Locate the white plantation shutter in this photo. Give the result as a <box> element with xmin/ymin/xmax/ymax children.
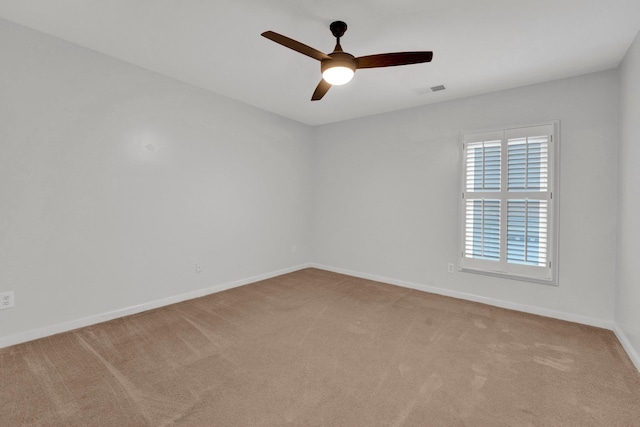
<box><xmin>465</xmin><ymin>199</ymin><xmax>501</xmax><ymax>261</ymax></box>
<box><xmin>465</xmin><ymin>140</ymin><xmax>501</xmax><ymax>192</ymax></box>
<box><xmin>507</xmin><ymin>199</ymin><xmax>548</xmax><ymax>266</ymax></box>
<box><xmin>507</xmin><ymin>136</ymin><xmax>548</xmax><ymax>192</ymax></box>
<box><xmin>460</xmin><ymin>123</ymin><xmax>557</xmax><ymax>283</ymax></box>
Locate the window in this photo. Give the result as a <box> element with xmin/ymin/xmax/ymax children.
<box><xmin>459</xmin><ymin>123</ymin><xmax>558</xmax><ymax>283</ymax></box>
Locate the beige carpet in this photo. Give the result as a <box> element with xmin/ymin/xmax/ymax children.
<box><xmin>2</xmin><ymin>268</ymin><xmax>639</xmax><ymax>426</ymax></box>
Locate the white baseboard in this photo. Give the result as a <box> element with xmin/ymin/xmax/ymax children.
<box><xmin>4</xmin><ymin>262</ymin><xmax>637</xmax><ymax>374</ymax></box>
<box><xmin>310</xmin><ymin>263</ymin><xmax>640</xmax><ymax>372</ymax></box>
<box><xmin>310</xmin><ymin>263</ymin><xmax>614</xmax><ymax>330</ymax></box>
<box><xmin>311</xmin><ymin>263</ymin><xmax>640</xmax><ymax>373</ymax></box>
<box><xmin>613</xmin><ymin>324</ymin><xmax>640</xmax><ymax>372</ymax></box>
<box><xmin>0</xmin><ymin>263</ymin><xmax>312</xmax><ymax>350</ymax></box>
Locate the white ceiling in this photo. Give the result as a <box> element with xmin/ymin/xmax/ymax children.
<box><xmin>1</xmin><ymin>0</ymin><xmax>639</xmax><ymax>125</ymax></box>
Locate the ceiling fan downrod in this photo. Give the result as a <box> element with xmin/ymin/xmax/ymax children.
<box><xmin>329</xmin><ymin>20</ymin><xmax>348</xmax><ymax>51</ymax></box>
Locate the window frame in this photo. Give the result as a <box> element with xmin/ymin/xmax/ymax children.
<box><xmin>458</xmin><ymin>121</ymin><xmax>559</xmax><ymax>285</ymax></box>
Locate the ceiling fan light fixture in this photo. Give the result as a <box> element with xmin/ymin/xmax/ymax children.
<box><xmin>321</xmin><ymin>52</ymin><xmax>356</xmax><ymax>86</ymax></box>
<box><xmin>322</xmin><ymin>65</ymin><xmax>354</xmax><ymax>85</ymax></box>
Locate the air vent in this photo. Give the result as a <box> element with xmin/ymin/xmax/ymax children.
<box><xmin>413</xmin><ymin>85</ymin><xmax>446</xmax><ymax>95</ymax></box>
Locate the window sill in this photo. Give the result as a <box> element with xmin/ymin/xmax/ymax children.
<box><xmin>459</xmin><ymin>267</ymin><xmax>557</xmax><ymax>286</ymax></box>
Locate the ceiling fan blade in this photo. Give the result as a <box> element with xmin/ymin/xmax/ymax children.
<box><xmin>261</xmin><ymin>31</ymin><xmax>331</xmax><ymax>62</ymax></box>
<box><xmin>311</xmin><ymin>79</ymin><xmax>331</xmax><ymax>101</ymax></box>
<box><xmin>355</xmin><ymin>51</ymin><xmax>433</xmax><ymax>69</ymax></box>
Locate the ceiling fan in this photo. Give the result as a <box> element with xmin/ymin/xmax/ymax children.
<box><xmin>261</xmin><ymin>21</ymin><xmax>433</xmax><ymax>101</ymax></box>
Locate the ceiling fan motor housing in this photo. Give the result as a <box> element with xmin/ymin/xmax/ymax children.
<box><xmin>321</xmin><ymin>51</ymin><xmax>356</xmax><ymax>74</ymax></box>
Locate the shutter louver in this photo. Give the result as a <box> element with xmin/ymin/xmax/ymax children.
<box><xmin>466</xmin><ymin>140</ymin><xmax>501</xmax><ymax>192</ymax></box>
<box><xmin>508</xmin><ymin>136</ymin><xmax>548</xmax><ymax>192</ymax></box>
<box><xmin>507</xmin><ymin>200</ymin><xmax>548</xmax><ymax>266</ymax></box>
<box><xmin>465</xmin><ymin>199</ymin><xmax>500</xmax><ymax>260</ymax></box>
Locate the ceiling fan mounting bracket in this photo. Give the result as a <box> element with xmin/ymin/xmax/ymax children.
<box><xmin>330</xmin><ymin>21</ymin><xmax>348</xmax><ymax>39</ymax></box>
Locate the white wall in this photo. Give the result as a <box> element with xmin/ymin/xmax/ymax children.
<box><xmin>313</xmin><ymin>70</ymin><xmax>619</xmax><ymax>326</ymax></box>
<box><xmin>0</xmin><ymin>19</ymin><xmax>313</xmax><ymax>341</ymax></box>
<box><xmin>616</xmin><ymin>30</ymin><xmax>640</xmax><ymax>367</ymax></box>
<box><xmin>1</xmin><ymin>16</ymin><xmax>633</xmax><ymax>358</ymax></box>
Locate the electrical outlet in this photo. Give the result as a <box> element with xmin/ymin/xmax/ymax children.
<box><xmin>195</xmin><ymin>263</ymin><xmax>202</xmax><ymax>273</ymax></box>
<box><xmin>0</xmin><ymin>291</ymin><xmax>14</xmax><ymax>310</ymax></box>
<box><xmin>292</xmin><ymin>245</ymin><xmax>297</xmax><ymax>254</ymax></box>
<box><xmin>447</xmin><ymin>263</ymin><xmax>455</xmax><ymax>274</ymax></box>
